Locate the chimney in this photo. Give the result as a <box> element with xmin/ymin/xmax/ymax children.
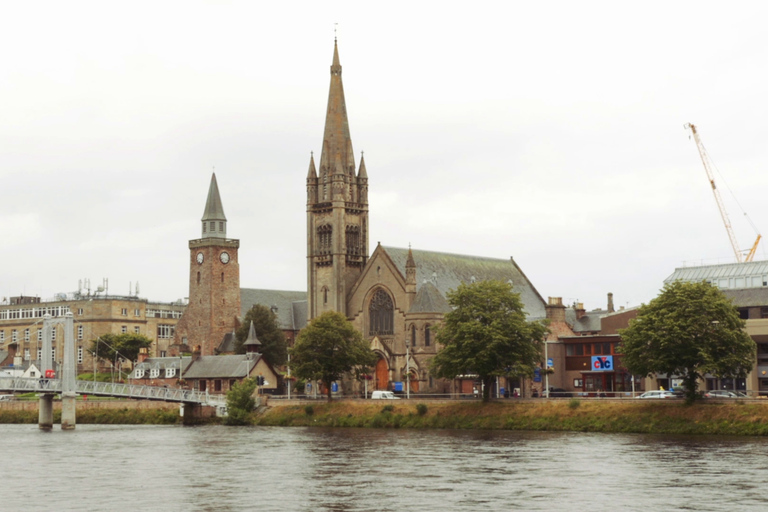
<box><xmin>193</xmin><ymin>345</ymin><xmax>202</xmax><ymax>360</ymax></box>
<box><xmin>607</xmin><ymin>292</ymin><xmax>615</xmax><ymax>313</ymax></box>
<box><xmin>138</xmin><ymin>347</ymin><xmax>149</xmax><ymax>363</ymax></box>
<box><xmin>546</xmin><ymin>297</ymin><xmax>566</xmax><ymax>323</ymax></box>
<box><xmin>575</xmin><ymin>302</ymin><xmax>586</xmax><ymax>319</ymax></box>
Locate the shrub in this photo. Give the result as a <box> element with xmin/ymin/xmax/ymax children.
<box><xmin>305</xmin><ymin>405</ymin><xmax>314</xmax><ymax>416</ymax></box>
<box><xmin>381</xmin><ymin>404</ymin><xmax>394</xmax><ymax>413</ymax></box>
<box><xmin>416</xmin><ymin>403</ymin><xmax>428</xmax><ymax>416</ymax></box>
<box><xmin>568</xmin><ymin>398</ymin><xmax>581</xmax><ymax>410</ymax></box>
<box><xmin>224</xmin><ymin>378</ymin><xmax>257</xmax><ymax>426</ymax></box>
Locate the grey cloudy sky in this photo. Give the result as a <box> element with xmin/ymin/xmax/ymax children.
<box><xmin>3</xmin><ymin>1</ymin><xmax>768</xmax><ymax>312</ymax></box>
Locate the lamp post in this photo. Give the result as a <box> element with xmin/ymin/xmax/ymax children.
<box><xmin>544</xmin><ymin>340</ymin><xmax>549</xmax><ymax>399</ymax></box>
<box><xmin>405</xmin><ymin>339</ymin><xmax>410</xmax><ymax>400</ymax></box>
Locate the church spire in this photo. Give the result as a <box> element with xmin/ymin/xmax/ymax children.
<box><xmin>320</xmin><ymin>39</ymin><xmax>356</xmax><ymax>184</ymax></box>
<box><xmin>201</xmin><ymin>173</ymin><xmax>227</xmax><ymax>238</ymax></box>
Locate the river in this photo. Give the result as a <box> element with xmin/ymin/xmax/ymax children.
<box><xmin>4</xmin><ymin>425</ymin><xmax>767</xmax><ymax>511</ymax></box>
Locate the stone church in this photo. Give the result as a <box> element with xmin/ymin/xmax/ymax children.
<box><xmin>173</xmin><ymin>40</ymin><xmax>556</xmax><ymax>395</ymax></box>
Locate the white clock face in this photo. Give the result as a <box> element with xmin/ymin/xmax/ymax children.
<box><xmin>196</xmin><ymin>252</ymin><xmax>204</xmax><ymax>264</ymax></box>
<box><xmin>220</xmin><ymin>252</ymin><xmax>230</xmax><ymax>264</ymax></box>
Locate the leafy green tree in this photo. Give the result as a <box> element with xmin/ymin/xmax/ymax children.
<box><xmin>620</xmin><ymin>280</ymin><xmax>755</xmax><ymax>402</ymax></box>
<box><xmin>234</xmin><ymin>305</ymin><xmax>287</xmax><ymax>366</ymax></box>
<box><xmin>290</xmin><ymin>311</ymin><xmax>377</xmax><ymax>402</ymax></box>
<box><xmin>430</xmin><ymin>280</ymin><xmax>548</xmax><ymax>402</ymax></box>
<box><xmin>90</xmin><ymin>333</ymin><xmax>153</xmax><ymax>364</ymax></box>
<box><xmin>224</xmin><ymin>377</ymin><xmax>258</xmax><ymax>426</ymax></box>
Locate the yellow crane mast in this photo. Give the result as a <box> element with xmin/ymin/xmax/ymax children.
<box><xmin>685</xmin><ymin>123</ymin><xmax>761</xmax><ymax>263</ymax></box>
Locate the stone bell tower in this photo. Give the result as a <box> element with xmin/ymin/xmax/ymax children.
<box><xmin>173</xmin><ymin>173</ymin><xmax>241</xmax><ymax>356</ymax></box>
<box><xmin>307</xmin><ymin>39</ymin><xmax>369</xmax><ymax>320</ymax></box>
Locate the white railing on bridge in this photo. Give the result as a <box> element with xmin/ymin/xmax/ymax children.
<box><xmin>0</xmin><ymin>378</ymin><xmax>225</xmax><ymax>406</ymax></box>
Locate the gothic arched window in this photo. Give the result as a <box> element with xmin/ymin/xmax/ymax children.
<box><xmin>369</xmin><ymin>289</ymin><xmax>394</xmax><ymax>336</ymax></box>
<box><xmin>411</xmin><ymin>325</ymin><xmax>417</xmax><ymax>347</ymax></box>
<box><xmin>425</xmin><ymin>325</ymin><xmax>431</xmax><ymax>347</ymax></box>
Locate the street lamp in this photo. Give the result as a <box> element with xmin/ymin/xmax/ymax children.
<box><xmin>405</xmin><ymin>339</ymin><xmax>410</xmax><ymax>400</ymax></box>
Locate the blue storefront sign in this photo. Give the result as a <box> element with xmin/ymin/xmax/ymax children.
<box><xmin>533</xmin><ymin>368</ymin><xmax>542</xmax><ymax>382</ymax></box>
<box><xmin>591</xmin><ymin>356</ymin><xmax>613</xmax><ymax>371</ymax></box>
<box><xmin>547</xmin><ymin>358</ymin><xmax>554</xmax><ymax>368</ymax></box>
<box><xmin>331</xmin><ymin>382</ymin><xmax>338</xmax><ymax>393</ymax></box>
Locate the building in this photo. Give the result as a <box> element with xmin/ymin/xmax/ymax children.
<box><xmin>0</xmin><ymin>292</ymin><xmax>185</xmax><ymax>374</ymax></box>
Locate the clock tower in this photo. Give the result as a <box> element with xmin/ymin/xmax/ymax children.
<box><xmin>173</xmin><ymin>173</ymin><xmax>241</xmax><ymax>356</ymax></box>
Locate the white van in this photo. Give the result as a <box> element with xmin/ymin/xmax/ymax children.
<box><xmin>0</xmin><ymin>394</ymin><xmax>15</xmax><ymax>402</ymax></box>
<box><xmin>371</xmin><ymin>391</ymin><xmax>400</xmax><ymax>400</ymax></box>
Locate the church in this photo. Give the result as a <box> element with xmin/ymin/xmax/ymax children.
<box><xmin>172</xmin><ymin>40</ymin><xmax>556</xmax><ymax>396</ymax></box>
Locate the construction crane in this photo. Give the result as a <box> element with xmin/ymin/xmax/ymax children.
<box><xmin>685</xmin><ymin>123</ymin><xmax>761</xmax><ymax>263</ymax></box>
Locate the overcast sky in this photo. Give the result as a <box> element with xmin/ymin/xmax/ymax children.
<box><xmin>3</xmin><ymin>1</ymin><xmax>768</xmax><ymax>312</ymax></box>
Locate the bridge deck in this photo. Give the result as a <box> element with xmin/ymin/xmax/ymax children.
<box><xmin>0</xmin><ymin>377</ymin><xmax>225</xmax><ymax>406</ymax></box>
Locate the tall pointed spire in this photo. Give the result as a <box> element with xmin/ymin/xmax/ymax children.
<box><xmin>244</xmin><ymin>321</ymin><xmax>262</xmax><ymax>353</ymax></box>
<box><xmin>201</xmin><ymin>173</ymin><xmax>227</xmax><ymax>238</ymax></box>
<box><xmin>320</xmin><ymin>39</ymin><xmax>355</xmax><ymax>182</ymax></box>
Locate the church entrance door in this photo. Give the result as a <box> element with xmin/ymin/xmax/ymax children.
<box><xmin>375</xmin><ymin>357</ymin><xmax>388</xmax><ymax>390</ymax></box>
<box><xmin>409</xmin><ymin>373</ymin><xmax>419</xmax><ymax>393</ymax></box>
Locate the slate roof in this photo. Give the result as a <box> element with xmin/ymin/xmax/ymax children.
<box><xmin>665</xmin><ymin>260</ymin><xmax>768</xmax><ymax>285</ymax></box>
<box><xmin>240</xmin><ymin>289</ymin><xmax>308</xmax><ymax>330</ymax></box>
<box><xmin>383</xmin><ymin>246</ymin><xmax>546</xmax><ymax>318</ymax></box>
<box><xmin>217</xmin><ymin>331</ymin><xmax>237</xmax><ymax>354</ymax></box>
<box><xmin>409</xmin><ymin>281</ymin><xmax>451</xmax><ymax>314</ymax></box>
<box><xmin>566</xmin><ymin>308</ymin><xmax>604</xmax><ymax>333</ymax></box>
<box><xmin>134</xmin><ymin>356</ymin><xmax>192</xmax><ymax>374</ymax></box>
<box><xmin>183</xmin><ymin>354</ymin><xmax>260</xmax><ymax>380</ymax></box>
<box><xmin>721</xmin><ymin>288</ymin><xmax>768</xmax><ymax>307</ymax></box>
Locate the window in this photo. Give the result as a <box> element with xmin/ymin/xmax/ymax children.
<box><xmin>121</xmin><ymin>326</ymin><xmax>127</xmax><ymax>334</ymax></box>
<box><xmin>411</xmin><ymin>325</ymin><xmax>417</xmax><ymax>347</ymax></box>
<box><xmin>150</xmin><ymin>368</ymin><xmax>160</xmax><ymax>379</ymax></box>
<box><xmin>761</xmin><ymin>307</ymin><xmax>768</xmax><ymax>319</ymax></box>
<box><xmin>24</xmin><ymin>349</ymin><xmax>30</xmax><ymax>361</ymax></box>
<box><xmin>134</xmin><ymin>369</ymin><xmax>145</xmax><ymax>379</ymax></box>
<box><xmin>160</xmin><ymin>350</ymin><xmax>166</xmax><ymax>358</ymax></box>
<box><xmin>165</xmin><ymin>367</ymin><xmax>176</xmax><ymax>378</ymax></box>
<box><xmin>78</xmin><ymin>308</ymin><xmax>84</xmax><ymax>315</ymax></box>
<box><xmin>203</xmin><ymin>223</ymin><xmax>206</xmax><ymax>233</ymax></box>
<box><xmin>11</xmin><ymin>329</ymin><xmax>17</xmax><ymax>342</ymax></box>
<box><xmin>0</xmin><ymin>331</ymin><xmax>3</xmax><ymax>342</ymax></box>
<box><xmin>574</xmin><ymin>378</ymin><xmax>583</xmax><ymax>388</ymax></box>
<box><xmin>24</xmin><ymin>329</ymin><xmax>29</xmax><ymax>341</ymax></box>
<box><xmin>219</xmin><ymin>221</ymin><xmax>223</xmax><ymax>232</ymax></box>
<box><xmin>134</xmin><ymin>326</ymin><xmax>140</xmax><ymax>334</ymax></box>
<box><xmin>368</xmin><ymin>289</ymin><xmax>394</xmax><ymax>336</ymax></box>
<box><xmin>37</xmin><ymin>329</ymin><xmax>42</xmax><ymax>342</ymax></box>
<box><xmin>158</xmin><ymin>325</ymin><xmax>175</xmax><ymax>339</ymax></box>
<box><xmin>134</xmin><ymin>309</ymin><xmax>140</xmax><ymax>317</ymax></box>
<box><xmin>37</xmin><ymin>349</ymin><xmax>42</xmax><ymax>360</ymax></box>
<box><xmin>121</xmin><ymin>308</ymin><xmax>128</xmax><ymax>316</ymax></box>
<box><xmin>210</xmin><ymin>221</ymin><xmax>215</xmax><ymax>232</ymax></box>
<box><xmin>425</xmin><ymin>325</ymin><xmax>431</xmax><ymax>347</ymax></box>
<box><xmin>51</xmin><ymin>348</ymin><xmax>55</xmax><ymax>360</ymax></box>
<box><xmin>77</xmin><ymin>325</ymin><xmax>83</xmax><ymax>340</ymax></box>
<box><xmin>51</xmin><ymin>328</ymin><xmax>56</xmax><ymax>341</ymax></box>
<box><xmin>78</xmin><ymin>346</ymin><xmax>83</xmax><ymax>364</ymax></box>
<box><xmin>214</xmin><ymin>379</ymin><xmax>222</xmax><ymax>392</ymax></box>
<box><xmin>197</xmin><ymin>272</ymin><xmax>201</xmax><ymax>285</ymax></box>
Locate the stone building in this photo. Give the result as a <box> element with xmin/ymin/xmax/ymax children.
<box><xmin>0</xmin><ymin>292</ymin><xmax>185</xmax><ymax>373</ymax></box>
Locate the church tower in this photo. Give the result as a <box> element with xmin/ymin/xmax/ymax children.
<box><xmin>307</xmin><ymin>39</ymin><xmax>369</xmax><ymax>320</ymax></box>
<box><xmin>174</xmin><ymin>173</ymin><xmax>241</xmax><ymax>356</ymax></box>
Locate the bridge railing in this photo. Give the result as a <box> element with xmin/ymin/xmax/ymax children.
<box><xmin>0</xmin><ymin>377</ymin><xmax>225</xmax><ymax>405</ymax></box>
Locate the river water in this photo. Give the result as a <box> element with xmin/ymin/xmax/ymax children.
<box><xmin>5</xmin><ymin>424</ymin><xmax>767</xmax><ymax>511</ymax></box>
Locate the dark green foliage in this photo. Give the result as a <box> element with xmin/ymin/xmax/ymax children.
<box><xmin>224</xmin><ymin>378</ymin><xmax>258</xmax><ymax>426</ymax></box>
<box><xmin>305</xmin><ymin>405</ymin><xmax>314</xmax><ymax>416</ymax></box>
<box><xmin>430</xmin><ymin>280</ymin><xmax>549</xmax><ymax>401</ymax></box>
<box><xmin>381</xmin><ymin>404</ymin><xmax>394</xmax><ymax>413</ymax></box>
<box><xmin>90</xmin><ymin>333</ymin><xmax>154</xmax><ymax>364</ymax></box>
<box><xmin>416</xmin><ymin>403</ymin><xmax>428</xmax><ymax>416</ymax></box>
<box><xmin>290</xmin><ymin>311</ymin><xmax>377</xmax><ymax>402</ymax></box>
<box><xmin>235</xmin><ymin>305</ymin><xmax>288</xmax><ymax>366</ymax></box>
<box><xmin>620</xmin><ymin>281</ymin><xmax>756</xmax><ymax>402</ymax></box>
<box><xmin>568</xmin><ymin>399</ymin><xmax>580</xmax><ymax>410</ymax></box>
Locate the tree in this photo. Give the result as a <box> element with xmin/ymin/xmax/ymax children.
<box><xmin>619</xmin><ymin>280</ymin><xmax>755</xmax><ymax>402</ymax></box>
<box><xmin>234</xmin><ymin>305</ymin><xmax>287</xmax><ymax>366</ymax></box>
<box><xmin>430</xmin><ymin>280</ymin><xmax>548</xmax><ymax>402</ymax></box>
<box><xmin>224</xmin><ymin>377</ymin><xmax>258</xmax><ymax>426</ymax></box>
<box><xmin>289</xmin><ymin>311</ymin><xmax>377</xmax><ymax>402</ymax></box>
<box><xmin>90</xmin><ymin>333</ymin><xmax>153</xmax><ymax>364</ymax></box>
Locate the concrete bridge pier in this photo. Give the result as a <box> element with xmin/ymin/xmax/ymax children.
<box><xmin>38</xmin><ymin>394</ymin><xmax>54</xmax><ymax>430</ymax></box>
<box><xmin>61</xmin><ymin>392</ymin><xmax>77</xmax><ymax>430</ymax></box>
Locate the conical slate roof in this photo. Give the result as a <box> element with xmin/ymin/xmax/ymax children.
<box><xmin>409</xmin><ymin>281</ymin><xmax>452</xmax><ymax>314</ymax></box>
<box><xmin>319</xmin><ymin>40</ymin><xmax>356</xmax><ymax>175</ymax></box>
<box><xmin>202</xmin><ymin>173</ymin><xmax>226</xmax><ymax>222</ymax></box>
<box><xmin>244</xmin><ymin>321</ymin><xmax>262</xmax><ymax>350</ymax></box>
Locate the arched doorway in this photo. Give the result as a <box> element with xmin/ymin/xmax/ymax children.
<box><xmin>408</xmin><ymin>372</ymin><xmax>419</xmax><ymax>393</ymax></box>
<box><xmin>375</xmin><ymin>357</ymin><xmax>389</xmax><ymax>390</ymax></box>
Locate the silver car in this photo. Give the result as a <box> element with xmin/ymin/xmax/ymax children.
<box><xmin>637</xmin><ymin>391</ymin><xmax>675</xmax><ymax>399</ymax></box>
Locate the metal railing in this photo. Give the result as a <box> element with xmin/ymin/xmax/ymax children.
<box><xmin>0</xmin><ymin>377</ymin><xmax>225</xmax><ymax>406</ymax></box>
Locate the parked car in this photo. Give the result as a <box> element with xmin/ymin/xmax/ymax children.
<box><xmin>704</xmin><ymin>390</ymin><xmax>743</xmax><ymax>398</ymax></box>
<box><xmin>637</xmin><ymin>391</ymin><xmax>676</xmax><ymax>399</ymax></box>
<box><xmin>0</xmin><ymin>394</ymin><xmax>14</xmax><ymax>402</ymax></box>
<box><xmin>371</xmin><ymin>391</ymin><xmax>400</xmax><ymax>400</ymax></box>
<box><xmin>546</xmin><ymin>388</ymin><xmax>572</xmax><ymax>398</ymax></box>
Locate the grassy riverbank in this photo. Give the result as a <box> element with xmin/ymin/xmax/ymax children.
<box><xmin>253</xmin><ymin>400</ymin><xmax>768</xmax><ymax>436</ymax></box>
<box><xmin>0</xmin><ymin>406</ymin><xmax>184</xmax><ymax>425</ymax></box>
